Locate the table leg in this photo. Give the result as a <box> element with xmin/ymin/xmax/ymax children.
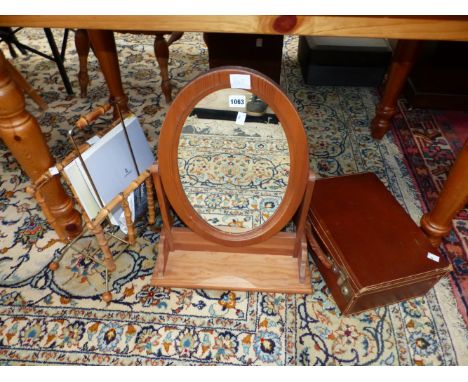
<box><xmin>86</xmin><ymin>29</ymin><xmax>130</xmax><ymax>118</ymax></box>
<box><xmin>0</xmin><ymin>51</ymin><xmax>82</xmax><ymax>240</ymax></box>
<box><xmin>421</xmin><ymin>140</ymin><xmax>468</xmax><ymax>247</ymax></box>
<box><xmin>75</xmin><ymin>29</ymin><xmax>90</xmax><ymax>98</ymax></box>
<box><xmin>371</xmin><ymin>40</ymin><xmax>422</xmax><ymax>140</ymax></box>
<box><xmin>154</xmin><ymin>33</ymin><xmax>172</xmax><ymax>103</ymax></box>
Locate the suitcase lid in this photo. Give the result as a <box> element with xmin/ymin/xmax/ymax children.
<box><xmin>310</xmin><ymin>173</ymin><xmax>451</xmax><ymax>290</ymax></box>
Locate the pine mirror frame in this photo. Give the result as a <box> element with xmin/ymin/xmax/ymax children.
<box><xmin>158</xmin><ymin>67</ymin><xmax>309</xmax><ymax>247</ymax></box>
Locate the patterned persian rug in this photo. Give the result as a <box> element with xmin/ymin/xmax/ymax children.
<box><xmin>0</xmin><ymin>30</ymin><xmax>467</xmax><ymax>365</ymax></box>
<box><xmin>390</xmin><ymin>103</ymin><xmax>468</xmax><ymax>326</ymax></box>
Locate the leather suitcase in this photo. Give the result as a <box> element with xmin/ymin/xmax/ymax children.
<box><xmin>306</xmin><ymin>172</ymin><xmax>452</xmax><ymax>315</ymax></box>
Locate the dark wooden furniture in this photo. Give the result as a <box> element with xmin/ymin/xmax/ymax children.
<box><xmin>0</xmin><ymin>16</ymin><xmax>467</xmax><ymax>242</ymax></box>
<box><xmin>151</xmin><ymin>67</ymin><xmax>315</xmax><ymax>293</ymax></box>
<box><xmin>204</xmin><ymin>33</ymin><xmax>283</xmax><ymax>83</ymax></box>
<box><xmin>403</xmin><ymin>41</ymin><xmax>468</xmax><ymax>110</ymax></box>
<box><xmin>306</xmin><ymin>172</ymin><xmax>452</xmax><ymax>315</ymax></box>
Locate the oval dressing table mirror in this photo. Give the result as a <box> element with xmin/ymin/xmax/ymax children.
<box><xmin>150</xmin><ymin>67</ymin><xmax>316</xmax><ymax>293</ymax></box>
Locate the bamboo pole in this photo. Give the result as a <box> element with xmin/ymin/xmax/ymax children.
<box><xmin>120</xmin><ymin>193</ymin><xmax>136</xmax><ymax>245</ymax></box>
<box><xmin>145</xmin><ymin>176</ymin><xmax>156</xmax><ymax>225</ymax></box>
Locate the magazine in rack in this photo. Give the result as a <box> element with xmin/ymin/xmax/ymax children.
<box><xmin>64</xmin><ymin>115</ymin><xmax>155</xmax><ymax>233</ymax></box>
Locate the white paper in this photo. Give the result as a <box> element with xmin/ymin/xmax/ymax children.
<box><xmin>427</xmin><ymin>252</ymin><xmax>440</xmax><ymax>263</ymax></box>
<box><xmin>228</xmin><ymin>95</ymin><xmax>246</xmax><ymax>108</ymax></box>
<box><xmin>49</xmin><ymin>166</ymin><xmax>59</xmax><ymax>176</ymax></box>
<box><xmin>235</xmin><ymin>112</ymin><xmax>247</xmax><ymax>126</ymax></box>
<box><xmin>230</xmin><ymin>74</ymin><xmax>251</xmax><ymax>89</ymax></box>
<box><xmin>86</xmin><ymin>135</ymin><xmax>100</xmax><ymax>145</ymax></box>
<box><xmin>63</xmin><ymin>160</ymin><xmax>101</xmax><ymax>220</ymax></box>
<box><xmin>118</xmin><ymin>192</ymin><xmax>135</xmax><ymax>235</ymax></box>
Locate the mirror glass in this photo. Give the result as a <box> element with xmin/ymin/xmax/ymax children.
<box><xmin>177</xmin><ymin>88</ymin><xmax>290</xmax><ymax>233</ymax></box>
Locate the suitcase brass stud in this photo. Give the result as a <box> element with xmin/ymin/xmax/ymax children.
<box><xmin>337</xmin><ymin>271</ymin><xmax>347</xmax><ymax>286</ymax></box>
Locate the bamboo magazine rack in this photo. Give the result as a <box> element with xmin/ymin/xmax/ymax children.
<box><xmin>27</xmin><ymin>103</ymin><xmax>156</xmax><ymax>302</ymax></box>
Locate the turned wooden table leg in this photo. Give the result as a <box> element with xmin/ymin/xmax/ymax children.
<box><xmin>154</xmin><ymin>33</ymin><xmax>172</xmax><ymax>103</ymax></box>
<box><xmin>421</xmin><ymin>140</ymin><xmax>468</xmax><ymax>246</ymax></box>
<box><xmin>0</xmin><ymin>51</ymin><xmax>82</xmax><ymax>240</ymax></box>
<box><xmin>75</xmin><ymin>29</ymin><xmax>90</xmax><ymax>98</ymax></box>
<box><xmin>86</xmin><ymin>29</ymin><xmax>130</xmax><ymax>118</ymax></box>
<box><xmin>371</xmin><ymin>40</ymin><xmax>422</xmax><ymax>140</ymax></box>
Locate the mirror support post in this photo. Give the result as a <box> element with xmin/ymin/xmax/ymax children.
<box><xmin>293</xmin><ymin>171</ymin><xmax>317</xmax><ymax>281</ymax></box>
<box><xmin>151</xmin><ymin>164</ymin><xmax>174</xmax><ymax>277</ymax></box>
<box><xmin>293</xmin><ymin>171</ymin><xmax>317</xmax><ymax>257</ymax></box>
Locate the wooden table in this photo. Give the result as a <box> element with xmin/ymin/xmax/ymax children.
<box><xmin>0</xmin><ymin>16</ymin><xmax>467</xmax><ymax>243</ymax></box>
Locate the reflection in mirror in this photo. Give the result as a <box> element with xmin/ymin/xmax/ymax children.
<box><xmin>177</xmin><ymin>88</ymin><xmax>290</xmax><ymax>233</ymax></box>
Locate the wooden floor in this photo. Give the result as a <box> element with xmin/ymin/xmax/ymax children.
<box><xmin>151</xmin><ymin>250</ymin><xmax>312</xmax><ymax>294</ymax></box>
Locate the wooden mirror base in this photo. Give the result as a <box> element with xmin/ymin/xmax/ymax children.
<box><xmin>151</xmin><ymin>227</ymin><xmax>312</xmax><ymax>294</ymax></box>
<box><xmin>150</xmin><ymin>165</ymin><xmax>315</xmax><ymax>294</ymax></box>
